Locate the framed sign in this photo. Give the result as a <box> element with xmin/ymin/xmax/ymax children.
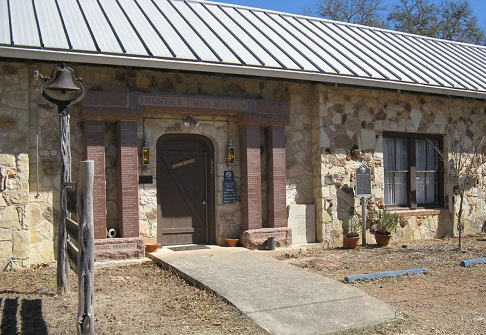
<box><xmin>355</xmin><ymin>164</ymin><xmax>372</xmax><ymax>197</ymax></box>
<box><xmin>223</xmin><ymin>171</ymin><xmax>236</xmax><ymax>203</ymax></box>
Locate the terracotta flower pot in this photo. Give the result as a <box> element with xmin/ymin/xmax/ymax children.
<box><xmin>344</xmin><ymin>235</ymin><xmax>360</xmax><ymax>249</ymax></box>
<box><xmin>145</xmin><ymin>243</ymin><xmax>160</xmax><ymax>253</ymax></box>
<box><xmin>375</xmin><ymin>233</ymin><xmax>392</xmax><ymax>247</ymax></box>
<box><xmin>225</xmin><ymin>238</ymin><xmax>239</xmax><ymax>247</ymax></box>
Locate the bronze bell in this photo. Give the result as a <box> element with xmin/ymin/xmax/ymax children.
<box><xmin>45</xmin><ymin>67</ymin><xmax>81</xmax><ymax>94</ymax></box>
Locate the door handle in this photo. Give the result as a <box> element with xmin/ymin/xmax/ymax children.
<box><xmin>202</xmin><ymin>200</ymin><xmax>207</xmax><ymax>205</ymax></box>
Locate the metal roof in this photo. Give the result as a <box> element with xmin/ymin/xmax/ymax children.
<box><xmin>1</xmin><ymin>0</ymin><xmax>486</xmax><ymax>99</ymax></box>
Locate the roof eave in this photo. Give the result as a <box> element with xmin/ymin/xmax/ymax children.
<box><xmin>2</xmin><ymin>47</ymin><xmax>486</xmax><ymax>101</ymax></box>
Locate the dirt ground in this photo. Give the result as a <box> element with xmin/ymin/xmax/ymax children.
<box><xmin>0</xmin><ymin>235</ymin><xmax>485</xmax><ymax>335</ymax></box>
<box><xmin>276</xmin><ymin>234</ymin><xmax>486</xmax><ymax>335</ymax></box>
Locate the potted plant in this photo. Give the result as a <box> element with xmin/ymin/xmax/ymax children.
<box><xmin>344</xmin><ymin>211</ymin><xmax>361</xmax><ymax>249</ymax></box>
<box><xmin>372</xmin><ymin>207</ymin><xmax>399</xmax><ymax>247</ymax></box>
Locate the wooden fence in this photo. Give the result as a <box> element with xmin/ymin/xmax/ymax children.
<box><xmin>66</xmin><ymin>160</ymin><xmax>95</xmax><ymax>335</ymax></box>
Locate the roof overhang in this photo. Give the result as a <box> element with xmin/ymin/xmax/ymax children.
<box><xmin>3</xmin><ymin>46</ymin><xmax>486</xmax><ymax>101</ymax></box>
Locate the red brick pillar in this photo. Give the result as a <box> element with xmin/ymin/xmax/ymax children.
<box><xmin>240</xmin><ymin>125</ymin><xmax>262</xmax><ymax>230</ymax></box>
<box><xmin>117</xmin><ymin>121</ymin><xmax>139</xmax><ymax>237</ymax></box>
<box><xmin>84</xmin><ymin>120</ymin><xmax>107</xmax><ymax>239</ymax></box>
<box><xmin>268</xmin><ymin>126</ymin><xmax>287</xmax><ymax>228</ymax></box>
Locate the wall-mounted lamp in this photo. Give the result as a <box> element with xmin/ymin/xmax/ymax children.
<box><xmin>183</xmin><ymin>115</ymin><xmax>199</xmax><ymax>127</ymax></box>
<box><xmin>142</xmin><ymin>138</ymin><xmax>150</xmax><ymax>165</ymax></box>
<box><xmin>227</xmin><ymin>140</ymin><xmax>235</xmax><ymax>165</ymax></box>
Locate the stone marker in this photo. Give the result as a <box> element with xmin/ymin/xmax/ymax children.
<box><xmin>240</xmin><ymin>228</ymin><xmax>292</xmax><ymax>250</ymax></box>
<box><xmin>287</xmin><ymin>204</ymin><xmax>316</xmax><ymax>244</ymax></box>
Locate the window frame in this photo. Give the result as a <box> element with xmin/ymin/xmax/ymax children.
<box><xmin>383</xmin><ymin>132</ymin><xmax>444</xmax><ymax>209</ymax></box>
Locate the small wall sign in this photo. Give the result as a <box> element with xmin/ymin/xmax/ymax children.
<box><xmin>223</xmin><ymin>171</ymin><xmax>236</xmax><ymax>203</ymax></box>
<box><xmin>172</xmin><ymin>157</ymin><xmax>196</xmax><ymax>169</ymax></box>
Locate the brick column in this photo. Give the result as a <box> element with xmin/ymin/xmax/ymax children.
<box><xmin>240</xmin><ymin>125</ymin><xmax>262</xmax><ymax>230</ymax></box>
<box><xmin>268</xmin><ymin>126</ymin><xmax>288</xmax><ymax>228</ymax></box>
<box><xmin>117</xmin><ymin>121</ymin><xmax>139</xmax><ymax>237</ymax></box>
<box><xmin>84</xmin><ymin>120</ymin><xmax>107</xmax><ymax>239</ymax></box>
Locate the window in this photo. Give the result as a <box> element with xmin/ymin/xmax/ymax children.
<box><xmin>384</xmin><ymin>133</ymin><xmax>443</xmax><ymax>208</ymax></box>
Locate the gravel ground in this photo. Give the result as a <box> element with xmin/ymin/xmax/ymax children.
<box><xmin>0</xmin><ymin>234</ymin><xmax>485</xmax><ymax>335</ymax></box>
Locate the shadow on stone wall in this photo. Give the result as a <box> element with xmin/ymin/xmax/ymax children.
<box><xmin>336</xmin><ymin>184</ymin><xmax>355</xmax><ymax>222</ymax></box>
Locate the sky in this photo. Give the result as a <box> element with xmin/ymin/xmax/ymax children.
<box><xmin>214</xmin><ymin>0</ymin><xmax>486</xmax><ymax>29</ymax></box>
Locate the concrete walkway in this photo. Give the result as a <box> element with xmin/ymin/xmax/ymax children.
<box><xmin>148</xmin><ymin>245</ymin><xmax>398</xmax><ymax>335</ymax></box>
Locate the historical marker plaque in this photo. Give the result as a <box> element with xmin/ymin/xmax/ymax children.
<box><xmin>355</xmin><ymin>164</ymin><xmax>372</xmax><ymax>197</ymax></box>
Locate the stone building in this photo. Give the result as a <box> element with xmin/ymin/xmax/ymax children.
<box><xmin>1</xmin><ymin>0</ymin><xmax>485</xmax><ymax>269</ymax></box>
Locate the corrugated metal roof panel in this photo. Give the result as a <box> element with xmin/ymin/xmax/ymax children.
<box><xmin>9</xmin><ymin>0</ymin><xmax>40</xmax><ymax>47</ymax></box>
<box><xmin>250</xmin><ymin>11</ymin><xmax>320</xmax><ymax>72</ymax></box>
<box><xmin>368</xmin><ymin>30</ymin><xmax>445</xmax><ymax>86</ymax></box>
<box><xmin>210</xmin><ymin>5</ymin><xmax>281</xmax><ymax>68</ymax></box>
<box><xmin>0</xmin><ymin>0</ymin><xmax>11</xmax><ymax>45</ymax></box>
<box><xmin>56</xmin><ymin>0</ymin><xmax>97</xmax><ymax>52</ymax></box>
<box><xmin>33</xmin><ymin>0</ymin><xmax>69</xmax><ymax>49</ymax></box>
<box><xmin>136</xmin><ymin>0</ymin><xmax>193</xmax><ymax>59</ymax></box>
<box><xmin>233</xmin><ymin>8</ymin><xmax>303</xmax><ymax>70</ymax></box>
<box><xmin>299</xmin><ymin>19</ymin><xmax>375</xmax><ymax>78</ymax></box>
<box><xmin>117</xmin><ymin>0</ymin><xmax>171</xmax><ymax>57</ymax></box>
<box><xmin>1</xmin><ymin>0</ymin><xmax>486</xmax><ymax>99</ymax></box>
<box><xmin>192</xmin><ymin>2</ymin><xmax>262</xmax><ymax>66</ymax></box>
<box><xmin>326</xmin><ymin>22</ymin><xmax>402</xmax><ymax>80</ymax></box>
<box><xmin>156</xmin><ymin>0</ymin><xmax>220</xmax><ymax>62</ymax></box>
<box><xmin>98</xmin><ymin>0</ymin><xmax>148</xmax><ymax>56</ymax></box>
<box><xmin>175</xmin><ymin>1</ymin><xmax>242</xmax><ymax>64</ymax></box>
<box><xmin>77</xmin><ymin>0</ymin><xmax>123</xmax><ymax>53</ymax></box>
<box><xmin>270</xmin><ymin>14</ymin><xmax>347</xmax><ymax>74</ymax></box>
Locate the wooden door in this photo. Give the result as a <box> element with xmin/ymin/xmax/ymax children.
<box><xmin>156</xmin><ymin>134</ymin><xmax>214</xmax><ymax>245</ymax></box>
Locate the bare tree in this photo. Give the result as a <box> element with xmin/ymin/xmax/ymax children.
<box><xmin>388</xmin><ymin>0</ymin><xmax>439</xmax><ymax>36</ymax></box>
<box><xmin>314</xmin><ymin>0</ymin><xmax>485</xmax><ymax>44</ymax></box>
<box><xmin>434</xmin><ymin>119</ymin><xmax>485</xmax><ymax>250</ymax></box>
<box><xmin>437</xmin><ymin>0</ymin><xmax>485</xmax><ymax>44</ymax></box>
<box><xmin>318</xmin><ymin>0</ymin><xmax>388</xmax><ymax>27</ymax></box>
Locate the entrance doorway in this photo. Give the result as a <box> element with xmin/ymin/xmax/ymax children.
<box><xmin>156</xmin><ymin>134</ymin><xmax>215</xmax><ymax>245</ymax></box>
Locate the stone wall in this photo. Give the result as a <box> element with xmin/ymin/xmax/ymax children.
<box><xmin>75</xmin><ymin>66</ymin><xmax>291</xmax><ymax>245</ymax></box>
<box><xmin>0</xmin><ymin>154</ymin><xmax>30</xmax><ymax>270</ymax></box>
<box><xmin>0</xmin><ymin>63</ymin><xmax>31</xmax><ymax>270</ymax></box>
<box><xmin>2</xmin><ymin>60</ymin><xmax>486</xmax><ymax>268</ymax></box>
<box><xmin>311</xmin><ymin>85</ymin><xmax>486</xmax><ymax>247</ymax></box>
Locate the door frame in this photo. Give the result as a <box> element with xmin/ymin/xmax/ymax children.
<box><xmin>156</xmin><ymin>133</ymin><xmax>216</xmax><ymax>245</ymax></box>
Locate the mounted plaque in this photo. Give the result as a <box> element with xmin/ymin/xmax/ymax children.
<box><xmin>223</xmin><ymin>171</ymin><xmax>236</xmax><ymax>203</ymax></box>
<box><xmin>355</xmin><ymin>164</ymin><xmax>372</xmax><ymax>198</ymax></box>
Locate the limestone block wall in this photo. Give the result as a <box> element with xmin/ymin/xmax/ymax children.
<box><xmin>0</xmin><ymin>63</ymin><xmax>31</xmax><ymax>270</ymax></box>
<box><xmin>313</xmin><ymin>84</ymin><xmax>486</xmax><ymax>247</ymax></box>
<box><xmin>286</xmin><ymin>83</ymin><xmax>315</xmax><ymax>206</ymax></box>
<box><xmin>3</xmin><ymin>59</ymin><xmax>486</xmax><ymax>268</ymax></box>
<box><xmin>0</xmin><ymin>154</ymin><xmax>30</xmax><ymax>270</ymax></box>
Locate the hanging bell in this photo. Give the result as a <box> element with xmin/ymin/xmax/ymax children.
<box><xmin>45</xmin><ymin>67</ymin><xmax>81</xmax><ymax>94</ymax></box>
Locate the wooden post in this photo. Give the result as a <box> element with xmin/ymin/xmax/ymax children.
<box><xmin>58</xmin><ymin>113</ymin><xmax>71</xmax><ymax>294</ymax></box>
<box><xmin>77</xmin><ymin>161</ymin><xmax>95</xmax><ymax>335</ymax></box>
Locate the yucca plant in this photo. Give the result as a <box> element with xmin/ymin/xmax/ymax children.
<box><xmin>374</xmin><ymin>207</ymin><xmax>398</xmax><ymax>235</ymax></box>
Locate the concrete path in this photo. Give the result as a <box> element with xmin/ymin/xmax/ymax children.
<box><xmin>148</xmin><ymin>246</ymin><xmax>398</xmax><ymax>335</ymax></box>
